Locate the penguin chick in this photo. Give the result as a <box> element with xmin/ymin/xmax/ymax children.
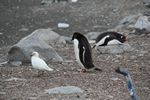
<box><xmin>93</xmin><ymin>31</ymin><xmax>126</xmax><ymax>49</ymax></box>
<box><xmin>31</xmin><ymin>52</ymin><xmax>53</xmax><ymax>76</ymax></box>
<box><xmin>72</xmin><ymin>32</ymin><xmax>101</xmax><ymax>72</ymax></box>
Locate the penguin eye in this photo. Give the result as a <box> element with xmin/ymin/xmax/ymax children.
<box><xmin>121</xmin><ymin>36</ymin><xmax>123</xmax><ymax>38</ymax></box>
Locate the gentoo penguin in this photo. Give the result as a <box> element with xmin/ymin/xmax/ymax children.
<box><xmin>72</xmin><ymin>32</ymin><xmax>101</xmax><ymax>72</ymax></box>
<box><xmin>93</xmin><ymin>31</ymin><xmax>126</xmax><ymax>49</ymax></box>
<box><xmin>31</xmin><ymin>52</ymin><xmax>53</xmax><ymax>76</ymax></box>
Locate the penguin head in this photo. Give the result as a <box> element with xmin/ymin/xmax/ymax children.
<box><xmin>31</xmin><ymin>51</ymin><xmax>39</xmax><ymax>57</ymax></box>
<box><xmin>111</xmin><ymin>32</ymin><xmax>126</xmax><ymax>43</ymax></box>
<box><xmin>72</xmin><ymin>32</ymin><xmax>84</xmax><ymax>41</ymax></box>
<box><xmin>118</xmin><ymin>34</ymin><xmax>126</xmax><ymax>43</ymax></box>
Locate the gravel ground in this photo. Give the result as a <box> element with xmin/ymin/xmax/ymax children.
<box><xmin>0</xmin><ymin>0</ymin><xmax>150</xmax><ymax>100</ymax></box>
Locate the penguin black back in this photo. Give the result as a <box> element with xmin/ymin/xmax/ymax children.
<box><xmin>94</xmin><ymin>31</ymin><xmax>126</xmax><ymax>47</ymax></box>
<box><xmin>96</xmin><ymin>32</ymin><xmax>126</xmax><ymax>43</ymax></box>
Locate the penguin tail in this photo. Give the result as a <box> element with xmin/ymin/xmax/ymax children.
<box><xmin>94</xmin><ymin>67</ymin><xmax>102</xmax><ymax>71</ymax></box>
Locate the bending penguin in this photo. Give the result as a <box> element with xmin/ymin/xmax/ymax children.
<box><xmin>31</xmin><ymin>51</ymin><xmax>53</xmax><ymax>76</ymax></box>
<box><xmin>72</xmin><ymin>32</ymin><xmax>101</xmax><ymax>72</ymax></box>
<box><xmin>93</xmin><ymin>31</ymin><xmax>126</xmax><ymax>49</ymax></box>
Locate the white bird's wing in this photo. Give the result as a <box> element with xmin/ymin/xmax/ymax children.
<box><xmin>31</xmin><ymin>57</ymin><xmax>53</xmax><ymax>71</ymax></box>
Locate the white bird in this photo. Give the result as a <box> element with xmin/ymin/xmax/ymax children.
<box><xmin>31</xmin><ymin>52</ymin><xmax>53</xmax><ymax>73</ymax></box>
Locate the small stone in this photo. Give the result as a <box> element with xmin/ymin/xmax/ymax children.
<box><xmin>5</xmin><ymin>77</ymin><xmax>26</xmax><ymax>81</ymax></box>
<box><xmin>114</xmin><ymin>60</ymin><xmax>120</xmax><ymax>63</ymax></box>
<box><xmin>0</xmin><ymin>92</ymin><xmax>6</xmax><ymax>95</ymax></box>
<box><xmin>58</xmin><ymin>23</ymin><xmax>69</xmax><ymax>28</ymax></box>
<box><xmin>72</xmin><ymin>0</ymin><xmax>78</xmax><ymax>3</ymax></box>
<box><xmin>0</xmin><ymin>32</ymin><xmax>3</xmax><ymax>35</ymax></box>
<box><xmin>110</xmin><ymin>77</ymin><xmax>120</xmax><ymax>81</ymax></box>
<box><xmin>130</xmin><ymin>56</ymin><xmax>137</xmax><ymax>59</ymax></box>
<box><xmin>28</xmin><ymin>97</ymin><xmax>38</xmax><ymax>100</ymax></box>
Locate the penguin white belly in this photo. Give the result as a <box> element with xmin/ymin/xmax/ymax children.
<box><xmin>96</xmin><ymin>35</ymin><xmax>109</xmax><ymax>47</ymax></box>
<box><xmin>107</xmin><ymin>39</ymin><xmax>122</xmax><ymax>45</ymax></box>
<box><xmin>73</xmin><ymin>39</ymin><xmax>85</xmax><ymax>69</ymax></box>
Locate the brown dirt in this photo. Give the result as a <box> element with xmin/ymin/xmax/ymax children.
<box><xmin>0</xmin><ymin>0</ymin><xmax>150</xmax><ymax>100</ymax></box>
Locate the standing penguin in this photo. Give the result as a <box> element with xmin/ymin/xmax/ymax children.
<box><xmin>72</xmin><ymin>32</ymin><xmax>101</xmax><ymax>72</ymax></box>
<box><xmin>93</xmin><ymin>31</ymin><xmax>126</xmax><ymax>49</ymax></box>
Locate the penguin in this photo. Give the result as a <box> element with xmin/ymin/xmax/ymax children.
<box><xmin>93</xmin><ymin>31</ymin><xmax>126</xmax><ymax>49</ymax></box>
<box><xmin>72</xmin><ymin>32</ymin><xmax>101</xmax><ymax>72</ymax></box>
<box><xmin>31</xmin><ymin>51</ymin><xmax>53</xmax><ymax>76</ymax></box>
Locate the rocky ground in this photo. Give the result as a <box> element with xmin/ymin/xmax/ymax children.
<box><xmin>0</xmin><ymin>0</ymin><xmax>150</xmax><ymax>100</ymax></box>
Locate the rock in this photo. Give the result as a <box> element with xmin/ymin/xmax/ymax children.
<box><xmin>45</xmin><ymin>86</ymin><xmax>84</xmax><ymax>94</ymax></box>
<box><xmin>134</xmin><ymin>16</ymin><xmax>150</xmax><ymax>33</ymax></box>
<box><xmin>41</xmin><ymin>0</ymin><xmax>55</xmax><ymax>5</ymax></box>
<box><xmin>57</xmin><ymin>36</ymin><xmax>67</xmax><ymax>44</ymax></box>
<box><xmin>0</xmin><ymin>61</ymin><xmax>8</xmax><ymax>66</ymax></box>
<box><xmin>19</xmin><ymin>27</ymin><xmax>29</xmax><ymax>32</ymax></box>
<box><xmin>61</xmin><ymin>36</ymin><xmax>72</xmax><ymax>44</ymax></box>
<box><xmin>71</xmin><ymin>0</ymin><xmax>78</xmax><ymax>3</ymax></box>
<box><xmin>110</xmin><ymin>77</ymin><xmax>120</xmax><ymax>81</ymax></box>
<box><xmin>97</xmin><ymin>43</ymin><xmax>133</xmax><ymax>54</ymax></box>
<box><xmin>27</xmin><ymin>97</ymin><xmax>38</xmax><ymax>100</ymax></box>
<box><xmin>86</xmin><ymin>32</ymin><xmax>101</xmax><ymax>40</ymax></box>
<box><xmin>119</xmin><ymin>14</ymin><xmax>140</xmax><ymax>25</ymax></box>
<box><xmin>9</xmin><ymin>61</ymin><xmax>22</xmax><ymax>67</ymax></box>
<box><xmin>8</xmin><ymin>28</ymin><xmax>63</xmax><ymax>65</ymax></box>
<box><xmin>5</xmin><ymin>77</ymin><xmax>26</xmax><ymax>81</ymax></box>
<box><xmin>57</xmin><ymin>23</ymin><xmax>69</xmax><ymax>28</ymax></box>
<box><xmin>0</xmin><ymin>32</ymin><xmax>3</xmax><ymax>35</ymax></box>
<box><xmin>115</xmin><ymin>14</ymin><xmax>150</xmax><ymax>34</ymax></box>
<box><xmin>143</xmin><ymin>0</ymin><xmax>150</xmax><ymax>7</ymax></box>
<box><xmin>115</xmin><ymin>14</ymin><xmax>141</xmax><ymax>32</ymax></box>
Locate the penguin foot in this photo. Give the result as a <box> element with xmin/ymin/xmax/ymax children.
<box><xmin>77</xmin><ymin>69</ymin><xmax>87</xmax><ymax>73</ymax></box>
<box><xmin>81</xmin><ymin>69</ymin><xmax>87</xmax><ymax>73</ymax></box>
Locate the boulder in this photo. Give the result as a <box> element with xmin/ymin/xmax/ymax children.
<box><xmin>97</xmin><ymin>43</ymin><xmax>133</xmax><ymax>54</ymax></box>
<box><xmin>134</xmin><ymin>16</ymin><xmax>150</xmax><ymax>33</ymax></box>
<box><xmin>143</xmin><ymin>0</ymin><xmax>150</xmax><ymax>7</ymax></box>
<box><xmin>8</xmin><ymin>28</ymin><xmax>63</xmax><ymax>65</ymax></box>
<box><xmin>115</xmin><ymin>14</ymin><xmax>150</xmax><ymax>34</ymax></box>
<box><xmin>86</xmin><ymin>32</ymin><xmax>102</xmax><ymax>40</ymax></box>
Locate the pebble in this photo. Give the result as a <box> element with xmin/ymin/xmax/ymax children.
<box><xmin>0</xmin><ymin>32</ymin><xmax>3</xmax><ymax>35</ymax></box>
<box><xmin>19</xmin><ymin>27</ymin><xmax>29</xmax><ymax>32</ymax></box>
<box><xmin>58</xmin><ymin>23</ymin><xmax>69</xmax><ymax>28</ymax></box>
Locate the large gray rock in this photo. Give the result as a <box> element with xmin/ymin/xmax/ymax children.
<box><xmin>97</xmin><ymin>43</ymin><xmax>133</xmax><ymax>54</ymax></box>
<box><xmin>134</xmin><ymin>16</ymin><xmax>150</xmax><ymax>33</ymax></box>
<box><xmin>115</xmin><ymin>14</ymin><xmax>140</xmax><ymax>31</ymax></box>
<box><xmin>143</xmin><ymin>0</ymin><xmax>150</xmax><ymax>7</ymax></box>
<box><xmin>115</xmin><ymin>14</ymin><xmax>150</xmax><ymax>34</ymax></box>
<box><xmin>8</xmin><ymin>28</ymin><xmax>63</xmax><ymax>65</ymax></box>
